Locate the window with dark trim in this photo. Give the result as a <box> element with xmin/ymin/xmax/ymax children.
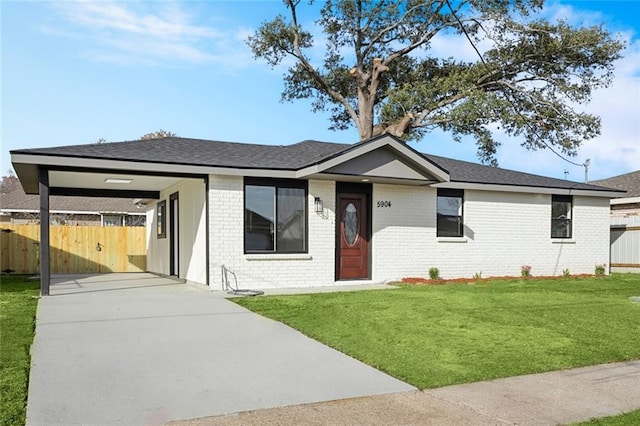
<box><xmin>244</xmin><ymin>178</ymin><xmax>307</xmax><ymax>253</ymax></box>
<box><xmin>551</xmin><ymin>195</ymin><xmax>572</xmax><ymax>238</ymax></box>
<box><xmin>157</xmin><ymin>200</ymin><xmax>166</xmax><ymax>238</ymax></box>
<box><xmin>125</xmin><ymin>215</ymin><xmax>146</xmax><ymax>227</ymax></box>
<box><xmin>102</xmin><ymin>214</ymin><xmax>124</xmax><ymax>227</ymax></box>
<box><xmin>437</xmin><ymin>189</ymin><xmax>464</xmax><ymax>237</ymax></box>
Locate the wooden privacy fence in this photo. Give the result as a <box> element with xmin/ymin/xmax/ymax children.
<box><xmin>1</xmin><ymin>225</ymin><xmax>147</xmax><ymax>274</ymax></box>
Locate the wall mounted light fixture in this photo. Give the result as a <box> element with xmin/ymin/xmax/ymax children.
<box><xmin>314</xmin><ymin>197</ymin><xmax>323</xmax><ymax>213</ymax></box>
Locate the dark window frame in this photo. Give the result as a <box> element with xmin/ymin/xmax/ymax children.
<box><xmin>125</xmin><ymin>215</ymin><xmax>146</xmax><ymax>227</ymax></box>
<box><xmin>243</xmin><ymin>177</ymin><xmax>308</xmax><ymax>254</ymax></box>
<box><xmin>551</xmin><ymin>195</ymin><xmax>572</xmax><ymax>239</ymax></box>
<box><xmin>437</xmin><ymin>189</ymin><xmax>464</xmax><ymax>238</ymax></box>
<box><xmin>157</xmin><ymin>200</ymin><xmax>167</xmax><ymax>239</ymax></box>
<box><xmin>102</xmin><ymin>214</ymin><xmax>125</xmax><ymax>227</ymax></box>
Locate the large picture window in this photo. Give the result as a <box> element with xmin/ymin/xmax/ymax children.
<box><xmin>551</xmin><ymin>195</ymin><xmax>572</xmax><ymax>238</ymax></box>
<box><xmin>244</xmin><ymin>178</ymin><xmax>307</xmax><ymax>253</ymax></box>
<box><xmin>437</xmin><ymin>189</ymin><xmax>464</xmax><ymax>237</ymax></box>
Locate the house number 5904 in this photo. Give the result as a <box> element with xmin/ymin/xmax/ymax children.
<box><xmin>377</xmin><ymin>201</ymin><xmax>392</xmax><ymax>208</ymax></box>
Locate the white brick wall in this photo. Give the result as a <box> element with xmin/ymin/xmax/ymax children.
<box><xmin>208</xmin><ymin>176</ymin><xmax>336</xmax><ymax>290</ymax></box>
<box><xmin>205</xmin><ymin>176</ymin><xmax>611</xmax><ymax>289</ymax></box>
<box><xmin>371</xmin><ymin>184</ymin><xmax>435</xmax><ymax>279</ymax></box>
<box><xmin>372</xmin><ymin>184</ymin><xmax>610</xmax><ymax>281</ymax></box>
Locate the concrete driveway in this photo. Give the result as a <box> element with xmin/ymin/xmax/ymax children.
<box><xmin>26</xmin><ymin>273</ymin><xmax>413</xmax><ymax>425</ymax></box>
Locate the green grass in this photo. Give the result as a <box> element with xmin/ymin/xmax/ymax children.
<box><xmin>576</xmin><ymin>409</ymin><xmax>640</xmax><ymax>425</ymax></box>
<box><xmin>1</xmin><ymin>275</ymin><xmax>40</xmax><ymax>426</ymax></box>
<box><xmin>234</xmin><ymin>274</ymin><xmax>640</xmax><ymax>389</ymax></box>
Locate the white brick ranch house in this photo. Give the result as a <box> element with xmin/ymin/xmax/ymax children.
<box><xmin>11</xmin><ymin>135</ymin><xmax>623</xmax><ymax>294</ymax></box>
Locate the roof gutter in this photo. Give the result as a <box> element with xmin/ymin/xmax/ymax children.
<box><xmin>433</xmin><ymin>181</ymin><xmax>625</xmax><ymax>198</ymax></box>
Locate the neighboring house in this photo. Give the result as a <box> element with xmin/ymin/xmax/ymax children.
<box><xmin>591</xmin><ymin>170</ymin><xmax>640</xmax><ymax>219</ymax></box>
<box><xmin>0</xmin><ymin>186</ymin><xmax>145</xmax><ymax>226</ymax></box>
<box><xmin>11</xmin><ymin>135</ymin><xmax>623</xmax><ymax>292</ymax></box>
<box><xmin>591</xmin><ymin>170</ymin><xmax>640</xmax><ymax>273</ymax></box>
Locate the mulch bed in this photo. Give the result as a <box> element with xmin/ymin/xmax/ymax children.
<box><xmin>400</xmin><ymin>274</ymin><xmax>598</xmax><ymax>285</ymax></box>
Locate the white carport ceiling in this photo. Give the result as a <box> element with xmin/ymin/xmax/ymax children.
<box><xmin>49</xmin><ymin>170</ymin><xmax>188</xmax><ymax>192</ymax></box>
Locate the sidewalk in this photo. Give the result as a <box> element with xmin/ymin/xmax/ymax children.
<box><xmin>170</xmin><ymin>360</ymin><xmax>640</xmax><ymax>425</ymax></box>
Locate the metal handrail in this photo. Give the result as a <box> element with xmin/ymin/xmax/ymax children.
<box><xmin>221</xmin><ymin>265</ymin><xmax>264</xmax><ymax>296</ymax></box>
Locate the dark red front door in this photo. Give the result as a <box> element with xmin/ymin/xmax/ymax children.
<box><xmin>336</xmin><ymin>193</ymin><xmax>369</xmax><ymax>280</ymax></box>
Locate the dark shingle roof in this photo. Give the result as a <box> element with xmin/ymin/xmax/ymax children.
<box><xmin>423</xmin><ymin>153</ymin><xmax>615</xmax><ymax>192</ymax></box>
<box><xmin>591</xmin><ymin>170</ymin><xmax>639</xmax><ymax>197</ymax></box>
<box><xmin>12</xmin><ymin>137</ymin><xmax>348</xmax><ymax>170</ymax></box>
<box><xmin>12</xmin><ymin>136</ymin><xmax>622</xmax><ymax>193</ymax></box>
<box><xmin>1</xmin><ymin>186</ymin><xmax>142</xmax><ymax>214</ymax></box>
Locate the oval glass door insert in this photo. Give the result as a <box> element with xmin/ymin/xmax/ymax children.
<box><xmin>344</xmin><ymin>203</ymin><xmax>358</xmax><ymax>245</ymax></box>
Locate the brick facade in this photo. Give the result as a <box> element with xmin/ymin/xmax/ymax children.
<box><xmin>201</xmin><ymin>177</ymin><xmax>610</xmax><ymax>289</ymax></box>
<box><xmin>371</xmin><ymin>185</ymin><xmax>609</xmax><ymax>280</ymax></box>
<box><xmin>208</xmin><ymin>176</ymin><xmax>337</xmax><ymax>289</ymax></box>
<box><xmin>611</xmin><ymin>203</ymin><xmax>640</xmax><ymax>218</ymax></box>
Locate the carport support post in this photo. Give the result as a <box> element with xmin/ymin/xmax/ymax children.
<box><xmin>39</xmin><ymin>167</ymin><xmax>50</xmax><ymax>296</ymax></box>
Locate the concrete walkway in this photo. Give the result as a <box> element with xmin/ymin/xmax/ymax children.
<box><xmin>27</xmin><ymin>274</ymin><xmax>640</xmax><ymax>425</ymax></box>
<box><xmin>172</xmin><ymin>361</ymin><xmax>640</xmax><ymax>425</ymax></box>
<box><xmin>26</xmin><ymin>274</ymin><xmax>413</xmax><ymax>425</ymax></box>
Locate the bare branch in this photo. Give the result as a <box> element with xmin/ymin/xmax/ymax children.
<box><xmin>284</xmin><ymin>0</ymin><xmax>360</xmax><ymax>125</ymax></box>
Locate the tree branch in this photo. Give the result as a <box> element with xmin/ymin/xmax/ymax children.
<box><xmin>382</xmin><ymin>1</ymin><xmax>466</xmax><ymax>65</ymax></box>
<box><xmin>284</xmin><ymin>0</ymin><xmax>360</xmax><ymax>125</ymax></box>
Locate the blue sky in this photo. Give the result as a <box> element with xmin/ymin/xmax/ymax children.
<box><xmin>2</xmin><ymin>0</ymin><xmax>639</xmax><ymax>182</ymax></box>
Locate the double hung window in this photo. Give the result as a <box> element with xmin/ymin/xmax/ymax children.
<box><xmin>244</xmin><ymin>178</ymin><xmax>307</xmax><ymax>253</ymax></box>
<box><xmin>437</xmin><ymin>189</ymin><xmax>464</xmax><ymax>237</ymax></box>
<box><xmin>551</xmin><ymin>195</ymin><xmax>572</xmax><ymax>238</ymax></box>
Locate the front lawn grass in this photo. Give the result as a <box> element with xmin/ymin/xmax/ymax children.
<box><xmin>0</xmin><ymin>275</ymin><xmax>40</xmax><ymax>426</ymax></box>
<box><xmin>234</xmin><ymin>274</ymin><xmax>640</xmax><ymax>389</ymax></box>
<box><xmin>577</xmin><ymin>408</ymin><xmax>640</xmax><ymax>425</ymax></box>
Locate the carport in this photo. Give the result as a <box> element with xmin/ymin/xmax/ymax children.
<box><xmin>11</xmin><ymin>144</ymin><xmax>210</xmax><ymax>295</ymax></box>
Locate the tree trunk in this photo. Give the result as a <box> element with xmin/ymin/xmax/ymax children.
<box><xmin>386</xmin><ymin>113</ymin><xmax>414</xmax><ymax>138</ymax></box>
<box><xmin>357</xmin><ymin>88</ymin><xmax>375</xmax><ymax>140</ymax></box>
<box><xmin>355</xmin><ymin>57</ymin><xmax>390</xmax><ymax>140</ymax></box>
<box><xmin>371</xmin><ymin>113</ymin><xmax>415</xmax><ymax>139</ymax></box>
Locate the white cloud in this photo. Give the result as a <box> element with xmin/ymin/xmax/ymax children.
<box><xmin>577</xmin><ymin>37</ymin><xmax>640</xmax><ymax>179</ymax></box>
<box><xmin>428</xmin><ymin>30</ymin><xmax>493</xmax><ymax>63</ymax></box>
<box><xmin>56</xmin><ymin>2</ymin><xmax>218</xmax><ymax>39</ymax></box>
<box><xmin>48</xmin><ymin>1</ymin><xmax>252</xmax><ymax>67</ymax></box>
<box><xmin>544</xmin><ymin>3</ymin><xmax>605</xmax><ymax>26</ymax></box>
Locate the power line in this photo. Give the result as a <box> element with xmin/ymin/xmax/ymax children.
<box><xmin>444</xmin><ymin>0</ymin><xmax>590</xmax><ymax>179</ymax></box>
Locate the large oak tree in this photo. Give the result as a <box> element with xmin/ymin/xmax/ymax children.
<box><xmin>248</xmin><ymin>0</ymin><xmax>624</xmax><ymax>164</ymax></box>
<box><xmin>140</xmin><ymin>129</ymin><xmax>177</xmax><ymax>140</ymax></box>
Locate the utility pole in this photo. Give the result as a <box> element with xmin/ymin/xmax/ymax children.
<box><xmin>584</xmin><ymin>159</ymin><xmax>591</xmax><ymax>183</ymax></box>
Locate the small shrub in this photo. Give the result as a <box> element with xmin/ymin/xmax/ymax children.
<box><xmin>595</xmin><ymin>263</ymin><xmax>607</xmax><ymax>276</ymax></box>
<box><xmin>563</xmin><ymin>268</ymin><xmax>571</xmax><ymax>277</ymax></box>
<box><xmin>473</xmin><ymin>271</ymin><xmax>482</xmax><ymax>280</ymax></box>
<box><xmin>521</xmin><ymin>265</ymin><xmax>532</xmax><ymax>277</ymax></box>
<box><xmin>429</xmin><ymin>267</ymin><xmax>440</xmax><ymax>280</ymax></box>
